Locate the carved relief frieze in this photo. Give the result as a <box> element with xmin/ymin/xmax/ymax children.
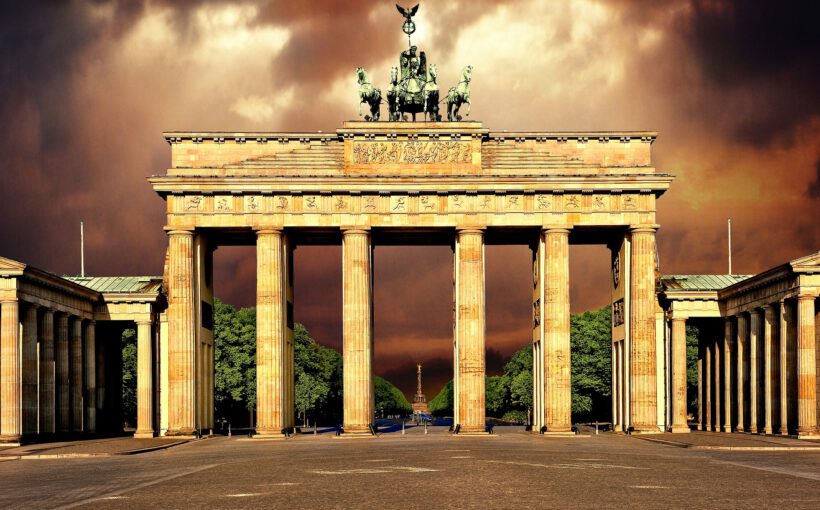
<box><xmin>351</xmin><ymin>141</ymin><xmax>471</xmax><ymax>164</ymax></box>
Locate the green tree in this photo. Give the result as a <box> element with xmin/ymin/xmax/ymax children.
<box><xmin>121</xmin><ymin>327</ymin><xmax>136</xmax><ymax>427</ymax></box>
<box><xmin>374</xmin><ymin>376</ymin><xmax>412</xmax><ymax>417</ymax></box>
<box><xmin>485</xmin><ymin>375</ymin><xmax>508</xmax><ymax>416</ymax></box>
<box><xmin>293</xmin><ymin>323</ymin><xmax>343</xmax><ymax>425</ymax></box>
<box><xmin>428</xmin><ymin>380</ymin><xmax>453</xmax><ymax>416</ymax></box>
<box><xmin>295</xmin><ymin>371</ymin><xmax>330</xmax><ymax>426</ymax></box>
<box><xmin>569</xmin><ymin>305</ymin><xmax>612</xmax><ymax>420</ymax></box>
<box><xmin>686</xmin><ymin>323</ymin><xmax>700</xmax><ymax>412</ymax></box>
<box><xmin>214</xmin><ymin>299</ymin><xmax>257</xmax><ymax>421</ymax></box>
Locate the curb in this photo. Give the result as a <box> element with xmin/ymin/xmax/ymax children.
<box><xmin>13</xmin><ymin>440</ymin><xmax>189</xmax><ymax>460</ymax></box>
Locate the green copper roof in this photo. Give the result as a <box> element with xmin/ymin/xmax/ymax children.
<box><xmin>661</xmin><ymin>274</ymin><xmax>753</xmax><ymax>291</ymax></box>
<box><xmin>64</xmin><ymin>276</ymin><xmax>162</xmax><ymax>294</ymax></box>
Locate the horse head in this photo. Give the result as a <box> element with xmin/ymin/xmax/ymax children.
<box><xmin>390</xmin><ymin>66</ymin><xmax>398</xmax><ymax>85</ymax></box>
<box><xmin>356</xmin><ymin>66</ymin><xmax>367</xmax><ymax>85</ymax></box>
<box><xmin>428</xmin><ymin>64</ymin><xmax>437</xmax><ymax>83</ymax></box>
<box><xmin>462</xmin><ymin>65</ymin><xmax>473</xmax><ymax>83</ymax></box>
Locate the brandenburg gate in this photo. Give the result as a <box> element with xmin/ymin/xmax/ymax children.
<box><xmin>150</xmin><ymin>121</ymin><xmax>672</xmax><ymax>436</ymax></box>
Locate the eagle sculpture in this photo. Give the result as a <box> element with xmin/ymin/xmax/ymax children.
<box><xmin>396</xmin><ymin>4</ymin><xmax>419</xmax><ymax>22</ymax></box>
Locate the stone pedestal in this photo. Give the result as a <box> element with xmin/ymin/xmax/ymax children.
<box><xmin>134</xmin><ymin>320</ymin><xmax>154</xmax><ymax>438</ymax></box>
<box><xmin>629</xmin><ymin>226</ymin><xmax>658</xmax><ymax>433</ymax></box>
<box><xmin>670</xmin><ymin>316</ymin><xmax>689</xmax><ymax>433</ymax></box>
<box><xmin>455</xmin><ymin>228</ymin><xmax>486</xmax><ymax>434</ymax></box>
<box><xmin>342</xmin><ymin>229</ymin><xmax>375</xmax><ymax>436</ymax></box>
<box><xmin>0</xmin><ymin>300</ymin><xmax>20</xmax><ymax>442</ymax></box>
<box><xmin>166</xmin><ymin>229</ymin><xmax>197</xmax><ymax>436</ymax></box>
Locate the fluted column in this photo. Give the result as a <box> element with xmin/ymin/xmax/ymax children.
<box><xmin>22</xmin><ymin>305</ymin><xmax>39</xmax><ymax>436</ymax></box>
<box><xmin>714</xmin><ymin>335</ymin><xmax>722</xmax><ymax>431</ymax></box>
<box><xmin>0</xmin><ymin>299</ymin><xmax>21</xmax><ymax>441</ymax></box>
<box><xmin>779</xmin><ymin>300</ymin><xmax>789</xmax><ymax>434</ymax></box>
<box><xmin>255</xmin><ymin>229</ymin><xmax>288</xmax><ymax>437</ymax></box>
<box><xmin>723</xmin><ymin>318</ymin><xmax>734</xmax><ymax>432</ymax></box>
<box><xmin>697</xmin><ymin>341</ymin><xmax>704</xmax><ymax>431</ymax></box>
<box><xmin>56</xmin><ymin>314</ymin><xmax>69</xmax><ymax>433</ymax></box>
<box><xmin>543</xmin><ymin>227</ymin><xmax>571</xmax><ymax>432</ymax></box>
<box><xmin>629</xmin><ymin>226</ymin><xmax>658</xmax><ymax>433</ymax></box>
<box><xmin>342</xmin><ymin>228</ymin><xmax>374</xmax><ymax>435</ymax></box>
<box><xmin>736</xmin><ymin>313</ymin><xmax>747</xmax><ymax>432</ymax></box>
<box><xmin>455</xmin><ymin>228</ymin><xmax>486</xmax><ymax>433</ymax></box>
<box><xmin>95</xmin><ymin>334</ymin><xmax>106</xmax><ymax>431</ymax></box>
<box><xmin>704</xmin><ymin>340</ymin><xmax>712</xmax><ymax>431</ymax></box>
<box><xmin>83</xmin><ymin>320</ymin><xmax>96</xmax><ymax>434</ymax></box>
<box><xmin>763</xmin><ymin>305</ymin><xmax>775</xmax><ymax>434</ymax></box>
<box><xmin>750</xmin><ymin>309</ymin><xmax>763</xmax><ymax>433</ymax></box>
<box><xmin>796</xmin><ymin>294</ymin><xmax>818</xmax><ymax>436</ymax></box>
<box><xmin>134</xmin><ymin>320</ymin><xmax>154</xmax><ymax>438</ymax></box>
<box><xmin>70</xmin><ymin>318</ymin><xmax>83</xmax><ymax>432</ymax></box>
<box><xmin>670</xmin><ymin>316</ymin><xmax>689</xmax><ymax>433</ymax></box>
<box><xmin>167</xmin><ymin>229</ymin><xmax>196</xmax><ymax>436</ymax></box>
<box><xmin>39</xmin><ymin>310</ymin><xmax>55</xmax><ymax>434</ymax></box>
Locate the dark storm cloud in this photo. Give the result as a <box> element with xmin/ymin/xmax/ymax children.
<box><xmin>807</xmin><ymin>158</ymin><xmax>820</xmax><ymax>201</ymax></box>
<box><xmin>681</xmin><ymin>0</ymin><xmax>820</xmax><ymax>144</ymax></box>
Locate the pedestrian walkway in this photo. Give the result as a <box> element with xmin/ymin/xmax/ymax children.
<box><xmin>634</xmin><ymin>431</ymin><xmax>820</xmax><ymax>450</ymax></box>
<box><xmin>0</xmin><ymin>436</ymin><xmax>189</xmax><ymax>459</ymax></box>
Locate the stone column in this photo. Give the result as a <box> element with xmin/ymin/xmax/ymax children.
<box><xmin>342</xmin><ymin>228</ymin><xmax>374</xmax><ymax>435</ymax></box>
<box><xmin>629</xmin><ymin>226</ymin><xmax>658</xmax><ymax>433</ymax></box>
<box><xmin>543</xmin><ymin>227</ymin><xmax>571</xmax><ymax>433</ymax></box>
<box><xmin>255</xmin><ymin>229</ymin><xmax>289</xmax><ymax>437</ymax></box>
<box><xmin>56</xmin><ymin>313</ymin><xmax>70</xmax><ymax>433</ymax></box>
<box><xmin>670</xmin><ymin>316</ymin><xmax>689</xmax><ymax>433</ymax></box>
<box><xmin>0</xmin><ymin>299</ymin><xmax>20</xmax><ymax>441</ymax></box>
<box><xmin>83</xmin><ymin>320</ymin><xmax>96</xmax><ymax>434</ymax></box>
<box><xmin>70</xmin><ymin>318</ymin><xmax>83</xmax><ymax>432</ymax></box>
<box><xmin>704</xmin><ymin>340</ymin><xmax>712</xmax><ymax>431</ymax></box>
<box><xmin>779</xmin><ymin>300</ymin><xmax>789</xmax><ymax>434</ymax></box>
<box><xmin>714</xmin><ymin>335</ymin><xmax>722</xmax><ymax>431</ymax></box>
<box><xmin>39</xmin><ymin>310</ymin><xmax>55</xmax><ymax>434</ymax></box>
<box><xmin>796</xmin><ymin>294</ymin><xmax>818</xmax><ymax>436</ymax></box>
<box><xmin>736</xmin><ymin>313</ymin><xmax>747</xmax><ymax>432</ymax></box>
<box><xmin>95</xmin><ymin>334</ymin><xmax>106</xmax><ymax>432</ymax></box>
<box><xmin>134</xmin><ymin>320</ymin><xmax>154</xmax><ymax>438</ymax></box>
<box><xmin>749</xmin><ymin>310</ymin><xmax>762</xmax><ymax>433</ymax></box>
<box><xmin>22</xmin><ymin>305</ymin><xmax>39</xmax><ymax>436</ymax></box>
<box><xmin>697</xmin><ymin>341</ymin><xmax>704</xmax><ymax>431</ymax></box>
<box><xmin>763</xmin><ymin>305</ymin><xmax>775</xmax><ymax>434</ymax></box>
<box><xmin>166</xmin><ymin>229</ymin><xmax>196</xmax><ymax>436</ymax></box>
<box><xmin>723</xmin><ymin>318</ymin><xmax>734</xmax><ymax>432</ymax></box>
<box><xmin>455</xmin><ymin>228</ymin><xmax>486</xmax><ymax>433</ymax></box>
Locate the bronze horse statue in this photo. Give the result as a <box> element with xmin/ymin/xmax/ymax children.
<box><xmin>356</xmin><ymin>66</ymin><xmax>381</xmax><ymax>121</ymax></box>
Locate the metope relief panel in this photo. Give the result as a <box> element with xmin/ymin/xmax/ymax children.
<box><xmin>351</xmin><ymin>141</ymin><xmax>472</xmax><ymax>164</ymax></box>
<box><xmin>214</xmin><ymin>195</ymin><xmax>234</xmax><ymax>213</ymax></box>
<box><xmin>244</xmin><ymin>195</ymin><xmax>262</xmax><ymax>213</ymax></box>
<box><xmin>418</xmin><ymin>194</ymin><xmax>440</xmax><ymax>213</ymax></box>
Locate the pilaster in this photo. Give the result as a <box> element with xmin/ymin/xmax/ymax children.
<box><xmin>763</xmin><ymin>305</ymin><xmax>775</xmax><ymax>434</ymax></box>
<box><xmin>39</xmin><ymin>309</ymin><xmax>55</xmax><ymax>434</ymax></box>
<box><xmin>56</xmin><ymin>313</ymin><xmax>69</xmax><ymax>433</ymax></box>
<box><xmin>722</xmin><ymin>318</ymin><xmax>734</xmax><ymax>432</ymax></box>
<box><xmin>736</xmin><ymin>313</ymin><xmax>747</xmax><ymax>432</ymax></box>
<box><xmin>669</xmin><ymin>316</ymin><xmax>689</xmax><ymax>433</ymax></box>
<box><xmin>69</xmin><ymin>317</ymin><xmax>83</xmax><ymax>432</ymax></box>
<box><xmin>21</xmin><ymin>304</ymin><xmax>39</xmax><ymax>437</ymax></box>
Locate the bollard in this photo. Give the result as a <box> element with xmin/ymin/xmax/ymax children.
<box><xmin>424</xmin><ymin>421</ymin><xmax>428</xmax><ymax>435</ymax></box>
<box><xmin>402</xmin><ymin>420</ymin><xmax>406</xmax><ymax>436</ymax></box>
<box><xmin>314</xmin><ymin>423</ymin><xmax>317</xmax><ymax>436</ymax></box>
<box><xmin>228</xmin><ymin>423</ymin><xmax>232</xmax><ymax>437</ymax></box>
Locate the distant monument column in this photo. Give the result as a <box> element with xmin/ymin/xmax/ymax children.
<box><xmin>542</xmin><ymin>227</ymin><xmax>572</xmax><ymax>433</ymax></box>
<box><xmin>454</xmin><ymin>228</ymin><xmax>486</xmax><ymax>433</ymax></box>
<box><xmin>166</xmin><ymin>229</ymin><xmax>196</xmax><ymax>436</ymax></box>
<box><xmin>342</xmin><ymin>228</ymin><xmax>374</xmax><ymax>435</ymax></box>
<box><xmin>413</xmin><ymin>363</ymin><xmax>428</xmax><ymax>415</ymax></box>
<box><xmin>629</xmin><ymin>226</ymin><xmax>658</xmax><ymax>433</ymax></box>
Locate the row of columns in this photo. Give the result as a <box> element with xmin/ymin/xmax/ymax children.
<box><xmin>0</xmin><ymin>301</ymin><xmax>98</xmax><ymax>442</ymax></box>
<box><xmin>688</xmin><ymin>295</ymin><xmax>818</xmax><ymax>437</ymax></box>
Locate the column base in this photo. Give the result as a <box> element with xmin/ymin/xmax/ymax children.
<box><xmin>670</xmin><ymin>426</ymin><xmax>691</xmax><ymax>434</ymax></box>
<box><xmin>165</xmin><ymin>428</ymin><xmax>196</xmax><ymax>437</ymax></box>
<box><xmin>630</xmin><ymin>426</ymin><xmax>662</xmax><ymax>435</ymax></box>
<box><xmin>539</xmin><ymin>431</ymin><xmax>577</xmax><ymax>437</ymax></box>
<box><xmin>253</xmin><ymin>432</ymin><xmax>290</xmax><ymax>441</ymax></box>
<box><xmin>797</xmin><ymin>427</ymin><xmax>820</xmax><ymax>439</ymax></box>
<box><xmin>720</xmin><ymin>425</ymin><xmax>731</xmax><ymax>433</ymax></box>
<box><xmin>340</xmin><ymin>425</ymin><xmax>376</xmax><ymax>437</ymax></box>
<box><xmin>0</xmin><ymin>435</ymin><xmax>21</xmax><ymax>446</ymax></box>
<box><xmin>133</xmin><ymin>430</ymin><xmax>155</xmax><ymax>439</ymax></box>
<box><xmin>749</xmin><ymin>426</ymin><xmax>759</xmax><ymax>434</ymax></box>
<box><xmin>763</xmin><ymin>427</ymin><xmax>773</xmax><ymax>435</ymax></box>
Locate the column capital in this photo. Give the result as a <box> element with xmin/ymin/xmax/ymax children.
<box><xmin>669</xmin><ymin>314</ymin><xmax>687</xmax><ymax>322</ymax></box>
<box><xmin>542</xmin><ymin>226</ymin><xmax>572</xmax><ymax>235</ymax></box>
<box><xmin>84</xmin><ymin>318</ymin><xmax>96</xmax><ymax>325</ymax></box>
<box><xmin>164</xmin><ymin>227</ymin><xmax>195</xmax><ymax>237</ymax></box>
<box><xmin>341</xmin><ymin>227</ymin><xmax>371</xmax><ymax>235</ymax></box>
<box><xmin>0</xmin><ymin>298</ymin><xmax>18</xmax><ymax>304</ymax></box>
<box><xmin>255</xmin><ymin>227</ymin><xmax>283</xmax><ymax>237</ymax></box>
<box><xmin>135</xmin><ymin>319</ymin><xmax>153</xmax><ymax>326</ymax></box>
<box><xmin>456</xmin><ymin>227</ymin><xmax>485</xmax><ymax>235</ymax></box>
<box><xmin>629</xmin><ymin>224</ymin><xmax>660</xmax><ymax>233</ymax></box>
<box><xmin>796</xmin><ymin>292</ymin><xmax>816</xmax><ymax>301</ymax></box>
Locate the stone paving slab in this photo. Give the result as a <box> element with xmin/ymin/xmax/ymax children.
<box><xmin>0</xmin><ymin>437</ymin><xmax>189</xmax><ymax>459</ymax></box>
<box><xmin>634</xmin><ymin>431</ymin><xmax>820</xmax><ymax>450</ymax></box>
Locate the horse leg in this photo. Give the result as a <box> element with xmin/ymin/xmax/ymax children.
<box><xmin>465</xmin><ymin>99</ymin><xmax>471</xmax><ymax>117</ymax></box>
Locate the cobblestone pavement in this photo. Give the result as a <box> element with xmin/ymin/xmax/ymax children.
<box><xmin>1</xmin><ymin>429</ymin><xmax>819</xmax><ymax>509</ymax></box>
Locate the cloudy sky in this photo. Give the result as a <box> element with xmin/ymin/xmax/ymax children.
<box><xmin>1</xmin><ymin>0</ymin><xmax>817</xmax><ymax>399</ymax></box>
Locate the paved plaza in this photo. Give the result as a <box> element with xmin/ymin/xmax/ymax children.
<box><xmin>1</xmin><ymin>429</ymin><xmax>819</xmax><ymax>509</ymax></box>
